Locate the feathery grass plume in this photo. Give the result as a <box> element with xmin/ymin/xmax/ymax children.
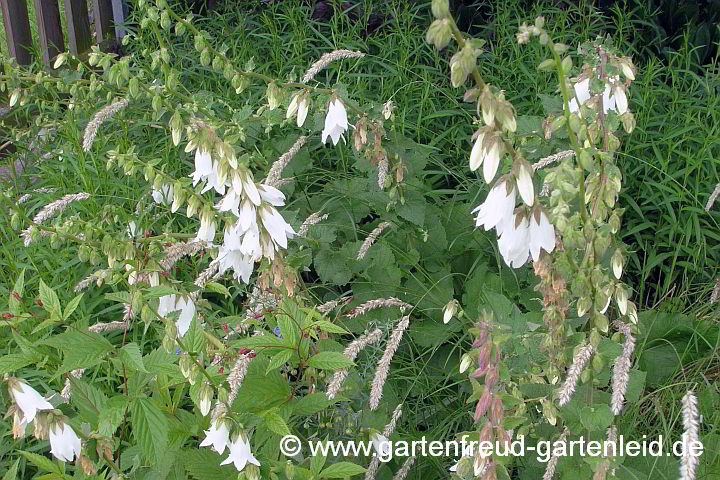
<box><xmin>680</xmin><ymin>390</ymin><xmax>700</xmax><ymax>480</ymax></box>
<box><xmin>298</xmin><ymin>211</ymin><xmax>329</xmax><ymax>237</ymax></box>
<box><xmin>711</xmin><ymin>278</ymin><xmax>720</xmax><ymax>304</ymax></box>
<box><xmin>74</xmin><ymin>269</ymin><xmax>111</xmax><ymax>292</ymax></box>
<box><xmin>377</xmin><ymin>154</ymin><xmax>389</xmax><ymax>189</ymax></box>
<box><xmin>21</xmin><ymin>192</ymin><xmax>91</xmax><ymax>246</ymax></box>
<box><xmin>317</xmin><ymin>295</ymin><xmax>352</xmax><ymax>314</ymax></box>
<box><xmin>18</xmin><ymin>187</ymin><xmax>57</xmax><ymax>204</ymax></box>
<box><xmin>557</xmin><ymin>343</ymin><xmax>595</xmax><ymax>406</ymax></box>
<box><xmin>227</xmin><ymin>354</ymin><xmax>253</xmax><ymax>406</ymax></box>
<box><xmin>194</xmin><ymin>262</ymin><xmax>220</xmax><ymax>290</ymax></box>
<box><xmin>611</xmin><ymin>321</ymin><xmax>635</xmax><ymax>415</ymax></box>
<box><xmin>266</xmin><ymin>136</ymin><xmax>308</xmax><ymax>187</ymax></box>
<box><xmin>89</xmin><ymin>321</ymin><xmax>129</xmax><ymax>333</ymax></box>
<box><xmin>365</xmin><ymin>403</ymin><xmax>404</xmax><ymax>480</ymax></box>
<box><xmin>370</xmin><ymin>315</ymin><xmax>410</xmax><ymax>410</ymax></box>
<box><xmin>532</xmin><ymin>149</ymin><xmax>575</xmax><ymax>171</ymax></box>
<box><xmin>346</xmin><ymin>297</ymin><xmax>412</xmax><ymax>319</ymax></box>
<box><xmin>391</xmin><ymin>456</ymin><xmax>416</xmax><ymax>480</ymax></box>
<box><xmin>705</xmin><ymin>182</ymin><xmax>720</xmax><ymax>211</ymax></box>
<box><xmin>82</xmin><ymin>98</ymin><xmax>130</xmax><ymax>151</ymax></box>
<box><xmin>159</xmin><ymin>241</ymin><xmax>207</xmax><ymax>270</ymax></box>
<box><xmin>302</xmin><ymin>49</ymin><xmax>366</xmax><ymax>84</ymax></box>
<box><xmin>357</xmin><ymin>222</ymin><xmax>392</xmax><ymax>260</ymax></box>
<box><xmin>326</xmin><ymin>328</ymin><xmax>383</xmax><ymax>399</ymax></box>
<box><xmin>60</xmin><ymin>369</ymin><xmax>85</xmax><ymax>402</ymax></box>
<box><xmin>542</xmin><ymin>427</ymin><xmax>569</xmax><ymax>480</ymax></box>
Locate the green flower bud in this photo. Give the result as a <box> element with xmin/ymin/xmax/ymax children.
<box><xmin>431</xmin><ymin>0</ymin><xmax>450</xmax><ymax>18</ymax></box>
<box><xmin>426</xmin><ymin>19</ymin><xmax>452</xmax><ymax>50</ymax></box>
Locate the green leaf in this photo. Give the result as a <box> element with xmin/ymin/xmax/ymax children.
<box><xmin>17</xmin><ymin>451</ymin><xmax>61</xmax><ymax>474</ymax></box>
<box><xmin>0</xmin><ymin>351</ymin><xmax>42</xmax><ymax>375</ymax></box>
<box><xmin>70</xmin><ymin>377</ymin><xmax>107</xmax><ymax>425</ymax></box>
<box><xmin>267</xmin><ymin>350</ymin><xmax>293</xmax><ymax>374</ymax></box>
<box><xmin>580</xmin><ymin>404</ymin><xmax>614</xmax><ymax>432</ymax></box>
<box><xmin>310</xmin><ymin>439</ymin><xmax>328</xmax><ymax>474</ymax></box>
<box><xmin>43</xmin><ymin>330</ymin><xmax>114</xmax><ymax>375</ymax></box>
<box><xmin>99</xmin><ymin>396</ymin><xmax>129</xmax><ymax>437</ymax></box>
<box><xmin>314</xmin><ymin>249</ymin><xmax>352</xmax><ymax>286</ymax></box>
<box><xmin>292</xmin><ymin>393</ymin><xmax>346</xmax><ymax>416</ymax></box>
<box><xmin>131</xmin><ymin>397</ymin><xmax>169</xmax><ymax>463</ymax></box>
<box><xmin>143</xmin><ymin>285</ymin><xmax>178</xmax><ymax>299</ymax></box>
<box><xmin>204</xmin><ymin>281</ymin><xmax>231</xmax><ymax>298</ymax></box>
<box><xmin>183</xmin><ymin>448</ymin><xmax>238</xmax><ymax>480</ymax></box>
<box><xmin>120</xmin><ymin>343</ymin><xmax>148</xmax><ymax>372</ymax></box>
<box><xmin>319</xmin><ymin>462</ymin><xmax>367</xmax><ymax>478</ymax></box>
<box><xmin>312</xmin><ymin>320</ymin><xmax>350</xmax><ymax>335</ymax></box>
<box><xmin>262</xmin><ymin>409</ymin><xmax>290</xmax><ymax>436</ymax></box>
<box><xmin>63</xmin><ymin>293</ymin><xmax>84</xmax><ymax>320</ymax></box>
<box><xmin>38</xmin><ymin>279</ymin><xmax>61</xmax><ymax>317</ymax></box>
<box><xmin>2</xmin><ymin>458</ymin><xmax>20</xmax><ymax>480</ymax></box>
<box><xmin>308</xmin><ymin>352</ymin><xmax>354</xmax><ymax>370</ymax></box>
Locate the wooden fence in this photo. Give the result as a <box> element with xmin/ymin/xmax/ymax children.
<box><xmin>1</xmin><ymin>0</ymin><xmax>128</xmax><ymax>67</ymax></box>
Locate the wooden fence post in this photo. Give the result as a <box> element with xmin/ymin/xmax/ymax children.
<box><xmin>1</xmin><ymin>0</ymin><xmax>33</xmax><ymax>65</ymax></box>
<box><xmin>64</xmin><ymin>0</ymin><xmax>91</xmax><ymax>55</ymax></box>
<box><xmin>92</xmin><ymin>0</ymin><xmax>114</xmax><ymax>43</ymax></box>
<box><xmin>110</xmin><ymin>0</ymin><xmax>127</xmax><ymax>39</ymax></box>
<box><xmin>34</xmin><ymin>0</ymin><xmax>64</xmax><ymax>68</ymax></box>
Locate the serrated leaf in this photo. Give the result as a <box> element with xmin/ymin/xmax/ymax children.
<box><xmin>262</xmin><ymin>410</ymin><xmax>290</xmax><ymax>436</ymax></box>
<box><xmin>43</xmin><ymin>330</ymin><xmax>114</xmax><ymax>375</ymax></box>
<box><xmin>143</xmin><ymin>285</ymin><xmax>179</xmax><ymax>299</ymax></box>
<box><xmin>312</xmin><ymin>320</ymin><xmax>349</xmax><ymax>335</ymax></box>
<box><xmin>99</xmin><ymin>396</ymin><xmax>129</xmax><ymax>437</ymax></box>
<box><xmin>38</xmin><ymin>279</ymin><xmax>61</xmax><ymax>317</ymax></box>
<box><xmin>63</xmin><ymin>293</ymin><xmax>84</xmax><ymax>320</ymax></box>
<box><xmin>120</xmin><ymin>343</ymin><xmax>148</xmax><ymax>372</ymax></box>
<box><xmin>204</xmin><ymin>282</ymin><xmax>231</xmax><ymax>297</ymax></box>
<box><xmin>70</xmin><ymin>377</ymin><xmax>107</xmax><ymax>425</ymax></box>
<box><xmin>308</xmin><ymin>352</ymin><xmax>354</xmax><ymax>370</ymax></box>
<box><xmin>0</xmin><ymin>351</ymin><xmax>42</xmax><ymax>375</ymax></box>
<box><xmin>2</xmin><ymin>458</ymin><xmax>20</xmax><ymax>480</ymax></box>
<box><xmin>580</xmin><ymin>404</ymin><xmax>613</xmax><ymax>432</ymax></box>
<box><xmin>310</xmin><ymin>439</ymin><xmax>328</xmax><ymax>474</ymax></box>
<box><xmin>183</xmin><ymin>448</ymin><xmax>238</xmax><ymax>480</ymax></box>
<box><xmin>292</xmin><ymin>393</ymin><xmax>346</xmax><ymax>416</ymax></box>
<box><xmin>131</xmin><ymin>398</ymin><xmax>169</xmax><ymax>463</ymax></box>
<box><xmin>319</xmin><ymin>462</ymin><xmax>367</xmax><ymax>478</ymax></box>
<box><xmin>267</xmin><ymin>350</ymin><xmax>293</xmax><ymax>374</ymax></box>
<box><xmin>314</xmin><ymin>249</ymin><xmax>352</xmax><ymax>286</ymax></box>
<box><xmin>104</xmin><ymin>291</ymin><xmax>130</xmax><ymax>304</ymax></box>
<box><xmin>17</xmin><ymin>451</ymin><xmax>61</xmax><ymax>474</ymax></box>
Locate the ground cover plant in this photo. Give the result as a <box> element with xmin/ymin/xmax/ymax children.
<box><xmin>0</xmin><ymin>1</ymin><xmax>718</xmax><ymax>479</ymax></box>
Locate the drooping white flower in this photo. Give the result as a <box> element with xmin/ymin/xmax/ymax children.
<box><xmin>482</xmin><ymin>138</ymin><xmax>502</xmax><ymax>184</ymax></box>
<box><xmin>195</xmin><ymin>211</ymin><xmax>216</xmax><ymax>244</ymax></box>
<box><xmin>497</xmin><ymin>213</ymin><xmax>530</xmax><ymax>268</ymax></box>
<box><xmin>259</xmin><ymin>205</ymin><xmax>295</xmax><ymax>252</ymax></box>
<box><xmin>469</xmin><ymin>130</ymin><xmax>486</xmax><ymax>172</ymax></box>
<box><xmin>49</xmin><ymin>422</ymin><xmax>82</xmax><ymax>462</ymax></box>
<box><xmin>175</xmin><ymin>297</ymin><xmax>196</xmax><ymax>337</ymax></box>
<box><xmin>288</xmin><ymin>93</ymin><xmax>310</xmax><ymax>128</ymax></box>
<box><xmin>473</xmin><ymin>180</ymin><xmax>516</xmax><ymax>231</ymax></box>
<box><xmin>528</xmin><ymin>209</ymin><xmax>555</xmax><ymax>261</ymax></box>
<box><xmin>216</xmin><ymin>245</ymin><xmax>255</xmax><ymax>283</ymax></box>
<box><xmin>443</xmin><ymin>299</ymin><xmax>459</xmax><ymax>324</ymax></box>
<box><xmin>614</xmin><ymin>85</ymin><xmax>628</xmax><ymax>114</ymax></box>
<box><xmin>191</xmin><ymin>149</ymin><xmax>213</xmax><ymax>186</ymax></box>
<box><xmin>515</xmin><ymin>161</ymin><xmax>534</xmax><ymax>207</ymax></box>
<box><xmin>152</xmin><ymin>184</ymin><xmax>173</xmax><ymax>205</ymax></box>
<box><xmin>221</xmin><ymin>433</ymin><xmax>261</xmax><ymax>472</ymax></box>
<box><xmin>200</xmin><ymin>420</ymin><xmax>230</xmax><ymax>454</ymax></box>
<box><xmin>9</xmin><ymin>380</ymin><xmax>54</xmax><ymax>423</ymax></box>
<box><xmin>568</xmin><ymin>77</ymin><xmax>623</xmax><ymax>115</ymax></box>
<box><xmin>158</xmin><ymin>294</ymin><xmax>177</xmax><ymax>317</ymax></box>
<box><xmin>321</xmin><ymin>99</ymin><xmax>349</xmax><ymax>146</ymax></box>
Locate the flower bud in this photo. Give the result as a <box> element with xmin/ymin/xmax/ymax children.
<box><xmin>431</xmin><ymin>0</ymin><xmax>450</xmax><ymax>18</ymax></box>
<box><xmin>612</xmin><ymin>249</ymin><xmax>623</xmax><ymax>279</ymax></box>
<box><xmin>426</xmin><ymin>18</ymin><xmax>452</xmax><ymax>50</ymax></box>
<box><xmin>615</xmin><ymin>285</ymin><xmax>628</xmax><ymax>315</ymax></box>
<box><xmin>460</xmin><ymin>354</ymin><xmax>472</xmax><ymax>374</ymax></box>
<box><xmin>577</xmin><ymin>296</ymin><xmax>591</xmax><ymax>317</ymax></box>
<box><xmin>443</xmin><ymin>299</ymin><xmax>460</xmax><ymax>324</ymax></box>
<box><xmin>198</xmin><ymin>383</ymin><xmax>213</xmax><ymax>416</ymax></box>
<box><xmin>474</xmin><ymin>388</ymin><xmax>491</xmax><ymax>421</ymax></box>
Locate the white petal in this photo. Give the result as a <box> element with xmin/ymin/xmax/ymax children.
<box><xmin>297</xmin><ymin>98</ymin><xmax>309</xmax><ymax>128</ymax></box>
<box><xmin>469</xmin><ymin>133</ymin><xmax>485</xmax><ymax>171</ymax></box>
<box><xmin>482</xmin><ymin>142</ymin><xmax>500</xmax><ymax>184</ymax></box>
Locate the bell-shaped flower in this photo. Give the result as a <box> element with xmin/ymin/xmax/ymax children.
<box><xmin>287</xmin><ymin>93</ymin><xmax>310</xmax><ymax>128</ymax></box>
<box><xmin>528</xmin><ymin>208</ymin><xmax>555</xmax><ymax>261</ymax></box>
<box><xmin>568</xmin><ymin>77</ymin><xmax>622</xmax><ymax>114</ymax></box>
<box><xmin>221</xmin><ymin>433</ymin><xmax>261</xmax><ymax>472</ymax></box>
<box><xmin>195</xmin><ymin>210</ymin><xmax>217</xmax><ymax>244</ymax></box>
<box><xmin>190</xmin><ymin>149</ymin><xmax>214</xmax><ymax>186</ymax></box>
<box><xmin>49</xmin><ymin>422</ymin><xmax>82</xmax><ymax>462</ymax></box>
<box><xmin>200</xmin><ymin>420</ymin><xmax>230</xmax><ymax>454</ymax></box>
<box><xmin>259</xmin><ymin>205</ymin><xmax>295</xmax><ymax>251</ymax></box>
<box><xmin>497</xmin><ymin>213</ymin><xmax>530</xmax><ymax>268</ymax></box>
<box><xmin>514</xmin><ymin>160</ymin><xmax>534</xmax><ymax>207</ymax></box>
<box><xmin>158</xmin><ymin>294</ymin><xmax>177</xmax><ymax>318</ymax></box>
<box><xmin>152</xmin><ymin>184</ymin><xmax>173</xmax><ymax>205</ymax></box>
<box><xmin>217</xmin><ymin>245</ymin><xmax>255</xmax><ymax>283</ymax></box>
<box><xmin>9</xmin><ymin>380</ymin><xmax>54</xmax><ymax>423</ymax></box>
<box><xmin>321</xmin><ymin>99</ymin><xmax>349</xmax><ymax>146</ymax></box>
<box><xmin>443</xmin><ymin>299</ymin><xmax>459</xmax><ymax>324</ymax></box>
<box><xmin>614</xmin><ymin>85</ymin><xmax>628</xmax><ymax>114</ymax></box>
<box><xmin>473</xmin><ymin>180</ymin><xmax>516</xmax><ymax>232</ymax></box>
<box><xmin>482</xmin><ymin>136</ymin><xmax>503</xmax><ymax>184</ymax></box>
<box><xmin>469</xmin><ymin>129</ymin><xmax>486</xmax><ymax>172</ymax></box>
<box><xmin>370</xmin><ymin>432</ymin><xmax>391</xmax><ymax>460</ymax></box>
<box><xmin>174</xmin><ymin>297</ymin><xmax>196</xmax><ymax>337</ymax></box>
<box><xmin>258</xmin><ymin>184</ymin><xmax>286</xmax><ymax>206</ymax></box>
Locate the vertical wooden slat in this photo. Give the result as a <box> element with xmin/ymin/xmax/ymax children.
<box><xmin>64</xmin><ymin>0</ymin><xmax>91</xmax><ymax>55</ymax></box>
<box><xmin>92</xmin><ymin>0</ymin><xmax>113</xmax><ymax>43</ymax></box>
<box><xmin>110</xmin><ymin>0</ymin><xmax>126</xmax><ymax>39</ymax></box>
<box><xmin>1</xmin><ymin>0</ymin><xmax>33</xmax><ymax>65</ymax></box>
<box><xmin>34</xmin><ymin>0</ymin><xmax>65</xmax><ymax>68</ymax></box>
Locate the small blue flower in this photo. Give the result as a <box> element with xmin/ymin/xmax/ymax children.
<box><xmin>175</xmin><ymin>348</ymin><xmax>182</xmax><ymax>355</ymax></box>
<box><xmin>273</xmin><ymin>327</ymin><xmax>283</xmax><ymax>339</ymax></box>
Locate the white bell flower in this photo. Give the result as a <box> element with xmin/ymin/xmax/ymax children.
<box><xmin>221</xmin><ymin>433</ymin><xmax>261</xmax><ymax>472</ymax></box>
<box><xmin>568</xmin><ymin>77</ymin><xmax>623</xmax><ymax>114</ymax></box>
<box><xmin>515</xmin><ymin>162</ymin><xmax>534</xmax><ymax>207</ymax></box>
<box><xmin>9</xmin><ymin>380</ymin><xmax>53</xmax><ymax>423</ymax></box>
<box><xmin>200</xmin><ymin>420</ymin><xmax>230</xmax><ymax>454</ymax></box>
<box><xmin>473</xmin><ymin>180</ymin><xmax>516</xmax><ymax>232</ymax></box>
<box><xmin>321</xmin><ymin>99</ymin><xmax>349</xmax><ymax>146</ymax></box>
<box><xmin>528</xmin><ymin>209</ymin><xmax>556</xmax><ymax>261</ymax></box>
<box><xmin>370</xmin><ymin>432</ymin><xmax>391</xmax><ymax>460</ymax></box>
<box><xmin>175</xmin><ymin>297</ymin><xmax>196</xmax><ymax>337</ymax></box>
<box><xmin>152</xmin><ymin>184</ymin><xmax>173</xmax><ymax>205</ymax></box>
<box><xmin>287</xmin><ymin>93</ymin><xmax>310</xmax><ymax>128</ymax></box>
<box><xmin>497</xmin><ymin>213</ymin><xmax>530</xmax><ymax>268</ymax></box>
<box><xmin>49</xmin><ymin>422</ymin><xmax>82</xmax><ymax>462</ymax></box>
<box><xmin>195</xmin><ymin>211</ymin><xmax>217</xmax><ymax>244</ymax></box>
